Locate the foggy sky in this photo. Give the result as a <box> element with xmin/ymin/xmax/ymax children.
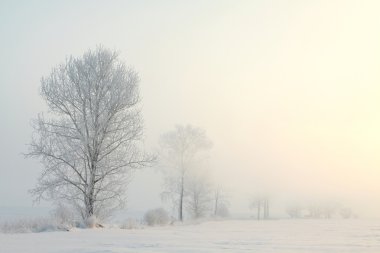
<box><xmin>1</xmin><ymin>0</ymin><xmax>380</xmax><ymax>218</ymax></box>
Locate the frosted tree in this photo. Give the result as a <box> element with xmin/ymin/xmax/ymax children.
<box><xmin>213</xmin><ymin>186</ymin><xmax>230</xmax><ymax>217</ymax></box>
<box><xmin>339</xmin><ymin>207</ymin><xmax>353</xmax><ymax>219</ymax></box>
<box><xmin>186</xmin><ymin>173</ymin><xmax>212</xmax><ymax>219</ymax></box>
<box><xmin>250</xmin><ymin>195</ymin><xmax>270</xmax><ymax>220</ymax></box>
<box><xmin>286</xmin><ymin>205</ymin><xmax>302</xmax><ymax>219</ymax></box>
<box><xmin>27</xmin><ymin>47</ymin><xmax>153</xmax><ymax>223</ymax></box>
<box><xmin>160</xmin><ymin>125</ymin><xmax>212</xmax><ymax>221</ymax></box>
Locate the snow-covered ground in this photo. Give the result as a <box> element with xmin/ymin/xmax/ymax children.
<box><xmin>1</xmin><ymin>219</ymin><xmax>380</xmax><ymax>253</ymax></box>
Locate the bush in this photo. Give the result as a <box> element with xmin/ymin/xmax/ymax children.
<box><xmin>144</xmin><ymin>208</ymin><xmax>170</xmax><ymax>226</ymax></box>
<box><xmin>84</xmin><ymin>215</ymin><xmax>98</xmax><ymax>228</ymax></box>
<box><xmin>0</xmin><ymin>218</ymin><xmax>62</xmax><ymax>233</ymax></box>
<box><xmin>51</xmin><ymin>203</ymin><xmax>76</xmax><ymax>229</ymax></box>
<box><xmin>120</xmin><ymin>218</ymin><xmax>142</xmax><ymax>229</ymax></box>
<box><xmin>216</xmin><ymin>203</ymin><xmax>230</xmax><ymax>218</ymax></box>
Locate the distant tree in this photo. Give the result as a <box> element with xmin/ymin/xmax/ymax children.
<box><xmin>250</xmin><ymin>195</ymin><xmax>270</xmax><ymax>220</ymax></box>
<box><xmin>250</xmin><ymin>198</ymin><xmax>261</xmax><ymax>220</ymax></box>
<box><xmin>263</xmin><ymin>198</ymin><xmax>269</xmax><ymax>219</ymax></box>
<box><xmin>306</xmin><ymin>204</ymin><xmax>320</xmax><ymax>218</ymax></box>
<box><xmin>213</xmin><ymin>186</ymin><xmax>230</xmax><ymax>217</ymax></box>
<box><xmin>306</xmin><ymin>202</ymin><xmax>338</xmax><ymax>219</ymax></box>
<box><xmin>322</xmin><ymin>205</ymin><xmax>337</xmax><ymax>219</ymax></box>
<box><xmin>339</xmin><ymin>207</ymin><xmax>353</xmax><ymax>219</ymax></box>
<box><xmin>186</xmin><ymin>173</ymin><xmax>212</xmax><ymax>219</ymax></box>
<box><xmin>160</xmin><ymin>125</ymin><xmax>212</xmax><ymax>221</ymax></box>
<box><xmin>286</xmin><ymin>205</ymin><xmax>302</xmax><ymax>219</ymax></box>
<box><xmin>27</xmin><ymin>47</ymin><xmax>153</xmax><ymax>223</ymax></box>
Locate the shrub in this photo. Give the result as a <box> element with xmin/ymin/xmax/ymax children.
<box><xmin>216</xmin><ymin>203</ymin><xmax>230</xmax><ymax>218</ymax></box>
<box><xmin>120</xmin><ymin>218</ymin><xmax>142</xmax><ymax>229</ymax></box>
<box><xmin>144</xmin><ymin>208</ymin><xmax>170</xmax><ymax>226</ymax></box>
<box><xmin>51</xmin><ymin>203</ymin><xmax>76</xmax><ymax>229</ymax></box>
<box><xmin>0</xmin><ymin>218</ymin><xmax>61</xmax><ymax>233</ymax></box>
<box><xmin>84</xmin><ymin>215</ymin><xmax>98</xmax><ymax>228</ymax></box>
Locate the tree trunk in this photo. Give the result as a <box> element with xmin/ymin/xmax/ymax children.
<box><xmin>86</xmin><ymin>169</ymin><xmax>96</xmax><ymax>219</ymax></box>
<box><xmin>263</xmin><ymin>199</ymin><xmax>268</xmax><ymax>219</ymax></box>
<box><xmin>214</xmin><ymin>191</ymin><xmax>219</xmax><ymax>216</ymax></box>
<box><xmin>257</xmin><ymin>201</ymin><xmax>261</xmax><ymax>220</ymax></box>
<box><xmin>179</xmin><ymin>176</ymin><xmax>184</xmax><ymax>221</ymax></box>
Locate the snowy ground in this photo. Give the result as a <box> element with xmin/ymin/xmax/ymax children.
<box><xmin>1</xmin><ymin>219</ymin><xmax>380</xmax><ymax>253</ymax></box>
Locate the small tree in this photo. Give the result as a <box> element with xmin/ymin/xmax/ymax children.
<box><xmin>250</xmin><ymin>195</ymin><xmax>270</xmax><ymax>220</ymax></box>
<box><xmin>27</xmin><ymin>47</ymin><xmax>153</xmax><ymax>223</ymax></box>
<box><xmin>213</xmin><ymin>186</ymin><xmax>230</xmax><ymax>217</ymax></box>
<box><xmin>286</xmin><ymin>205</ymin><xmax>302</xmax><ymax>219</ymax></box>
<box><xmin>340</xmin><ymin>207</ymin><xmax>353</xmax><ymax>219</ymax></box>
<box><xmin>160</xmin><ymin>125</ymin><xmax>212</xmax><ymax>221</ymax></box>
<box><xmin>186</xmin><ymin>174</ymin><xmax>212</xmax><ymax>219</ymax></box>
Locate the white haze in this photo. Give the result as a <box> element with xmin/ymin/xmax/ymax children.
<box><xmin>0</xmin><ymin>0</ymin><xmax>380</xmax><ymax>218</ymax></box>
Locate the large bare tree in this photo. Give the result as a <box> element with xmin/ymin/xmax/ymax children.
<box><xmin>27</xmin><ymin>47</ymin><xmax>152</xmax><ymax>222</ymax></box>
<box><xmin>160</xmin><ymin>125</ymin><xmax>212</xmax><ymax>221</ymax></box>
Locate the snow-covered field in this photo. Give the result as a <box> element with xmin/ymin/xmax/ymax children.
<box><xmin>1</xmin><ymin>219</ymin><xmax>380</xmax><ymax>253</ymax></box>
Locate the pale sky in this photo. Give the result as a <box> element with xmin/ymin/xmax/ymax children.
<box><xmin>1</xmin><ymin>0</ymin><xmax>380</xmax><ymax>218</ymax></box>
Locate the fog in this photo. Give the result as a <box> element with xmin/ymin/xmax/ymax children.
<box><xmin>1</xmin><ymin>0</ymin><xmax>380</xmax><ymax>219</ymax></box>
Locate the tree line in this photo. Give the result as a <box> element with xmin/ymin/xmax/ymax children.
<box><xmin>26</xmin><ymin>46</ymin><xmax>355</xmax><ymax>226</ymax></box>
